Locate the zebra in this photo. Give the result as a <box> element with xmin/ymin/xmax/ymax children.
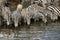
<box><xmin>2</xmin><ymin>6</ymin><xmax>11</xmax><ymax>25</ymax></box>
<box><xmin>12</xmin><ymin>4</ymin><xmax>22</xmax><ymax>27</ymax></box>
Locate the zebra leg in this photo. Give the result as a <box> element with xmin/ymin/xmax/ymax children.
<box><xmin>26</xmin><ymin>17</ymin><xmax>30</xmax><ymax>25</ymax></box>
<box><xmin>14</xmin><ymin>17</ymin><xmax>18</xmax><ymax>27</ymax></box>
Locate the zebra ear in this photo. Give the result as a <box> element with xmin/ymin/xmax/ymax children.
<box><xmin>38</xmin><ymin>3</ymin><xmax>43</xmax><ymax>7</ymax></box>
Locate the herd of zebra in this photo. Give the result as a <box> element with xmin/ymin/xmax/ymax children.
<box><xmin>0</xmin><ymin>0</ymin><xmax>60</xmax><ymax>27</ymax></box>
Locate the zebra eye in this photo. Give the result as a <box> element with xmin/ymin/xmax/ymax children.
<box><xmin>45</xmin><ymin>3</ymin><xmax>48</xmax><ymax>5</ymax></box>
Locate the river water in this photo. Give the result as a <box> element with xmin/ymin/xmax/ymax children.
<box><xmin>0</xmin><ymin>20</ymin><xmax>60</xmax><ymax>40</ymax></box>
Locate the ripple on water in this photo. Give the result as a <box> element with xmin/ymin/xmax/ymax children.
<box><xmin>41</xmin><ymin>31</ymin><xmax>60</xmax><ymax>40</ymax></box>
<box><xmin>0</xmin><ymin>22</ymin><xmax>60</xmax><ymax>40</ymax></box>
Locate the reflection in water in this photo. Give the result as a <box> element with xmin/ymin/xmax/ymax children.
<box><xmin>0</xmin><ymin>21</ymin><xmax>60</xmax><ymax>40</ymax></box>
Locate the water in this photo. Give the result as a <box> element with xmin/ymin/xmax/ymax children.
<box><xmin>0</xmin><ymin>21</ymin><xmax>60</xmax><ymax>40</ymax></box>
